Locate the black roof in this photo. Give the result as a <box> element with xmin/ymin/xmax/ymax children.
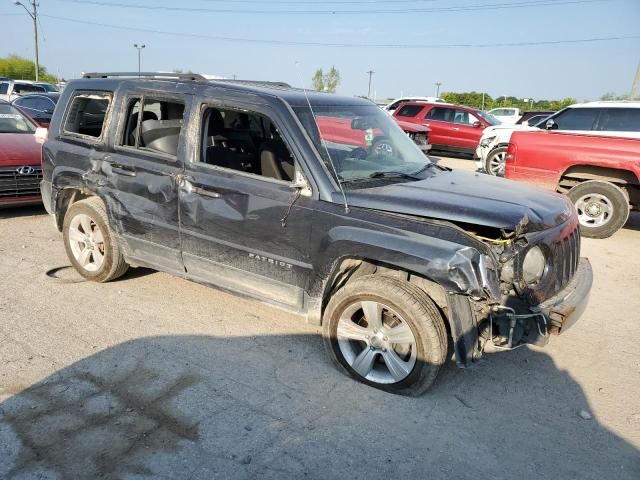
<box><xmin>71</xmin><ymin>72</ymin><xmax>373</xmax><ymax>108</ymax></box>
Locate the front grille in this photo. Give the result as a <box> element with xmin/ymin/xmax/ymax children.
<box><xmin>551</xmin><ymin>225</ymin><xmax>581</xmax><ymax>291</ymax></box>
<box><xmin>0</xmin><ymin>166</ymin><xmax>42</xmax><ymax>199</ymax></box>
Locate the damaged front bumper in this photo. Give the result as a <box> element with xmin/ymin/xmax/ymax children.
<box><xmin>490</xmin><ymin>258</ymin><xmax>593</xmax><ymax>348</ymax></box>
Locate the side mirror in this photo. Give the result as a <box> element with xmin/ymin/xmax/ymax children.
<box><xmin>545</xmin><ymin>119</ymin><xmax>556</xmax><ymax>130</ymax></box>
<box><xmin>351</xmin><ymin>117</ymin><xmax>372</xmax><ymax>130</ymax></box>
<box><xmin>472</xmin><ymin>121</ymin><xmax>482</xmax><ymax>128</ymax></box>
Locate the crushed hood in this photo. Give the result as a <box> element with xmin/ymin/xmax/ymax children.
<box><xmin>341</xmin><ymin>169</ymin><xmax>573</xmax><ymax>232</ymax></box>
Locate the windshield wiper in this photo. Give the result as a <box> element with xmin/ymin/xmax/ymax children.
<box><xmin>368</xmin><ymin>171</ymin><xmax>422</xmax><ymax>180</ymax></box>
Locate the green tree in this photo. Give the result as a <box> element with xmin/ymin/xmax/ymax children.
<box><xmin>312</xmin><ymin>66</ymin><xmax>341</xmax><ymax>93</ymax></box>
<box><xmin>0</xmin><ymin>54</ymin><xmax>57</xmax><ymax>83</ymax></box>
<box><xmin>442</xmin><ymin>91</ymin><xmax>576</xmax><ymax>112</ymax></box>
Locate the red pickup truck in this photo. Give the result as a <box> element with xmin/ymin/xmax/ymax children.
<box><xmin>505</xmin><ymin>130</ymin><xmax>640</xmax><ymax>238</ymax></box>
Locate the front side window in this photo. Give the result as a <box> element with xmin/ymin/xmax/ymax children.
<box><xmin>0</xmin><ymin>103</ymin><xmax>37</xmax><ymax>133</ymax></box>
<box><xmin>452</xmin><ymin>109</ymin><xmax>479</xmax><ymax>125</ymax></box>
<box><xmin>551</xmin><ymin>107</ymin><xmax>599</xmax><ymax>130</ymax></box>
<box><xmin>396</xmin><ymin>104</ymin><xmax>424</xmax><ymax>117</ymax></box>
<box><xmin>293</xmin><ymin>104</ymin><xmax>431</xmax><ymax>184</ymax></box>
<box><xmin>597</xmin><ymin>108</ymin><xmax>640</xmax><ymax>132</ymax></box>
<box><xmin>121</xmin><ymin>96</ymin><xmax>185</xmax><ymax>157</ymax></box>
<box><xmin>63</xmin><ymin>92</ymin><xmax>111</xmax><ymax>138</ymax></box>
<box><xmin>199</xmin><ymin>106</ymin><xmax>295</xmax><ymax>182</ymax></box>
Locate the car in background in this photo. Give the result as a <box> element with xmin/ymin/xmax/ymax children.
<box><xmin>393</xmin><ymin>102</ymin><xmax>498</xmax><ymax>155</ymax></box>
<box><xmin>487</xmin><ymin>107</ymin><xmax>521</xmax><ymax>124</ymax></box>
<box><xmin>516</xmin><ymin>110</ymin><xmax>555</xmax><ymax>126</ymax></box>
<box><xmin>0</xmin><ymin>80</ymin><xmax>47</xmax><ymax>101</ymax></box>
<box><xmin>477</xmin><ymin>101</ymin><xmax>640</xmax><ymax>176</ymax></box>
<box><xmin>505</xmin><ymin>129</ymin><xmax>640</xmax><ymax>238</ymax></box>
<box><xmin>33</xmin><ymin>82</ymin><xmax>59</xmax><ymax>93</ymax></box>
<box><xmin>315</xmin><ymin>114</ymin><xmax>431</xmax><ymax>155</ymax></box>
<box><xmin>0</xmin><ymin>99</ymin><xmax>43</xmax><ymax>206</ymax></box>
<box><xmin>12</xmin><ymin>92</ymin><xmax>60</xmax><ymax>127</ymax></box>
<box><xmin>384</xmin><ymin>96</ymin><xmax>447</xmax><ymax>115</ymax></box>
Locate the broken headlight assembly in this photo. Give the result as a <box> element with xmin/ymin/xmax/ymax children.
<box><xmin>522</xmin><ymin>246</ymin><xmax>547</xmax><ymax>285</ymax></box>
<box><xmin>499</xmin><ymin>245</ymin><xmax>547</xmax><ymax>287</ymax></box>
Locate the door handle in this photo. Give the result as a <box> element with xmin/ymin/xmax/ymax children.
<box><xmin>180</xmin><ymin>178</ymin><xmax>221</xmax><ymax>198</ymax></box>
<box><xmin>453</xmin><ymin>127</ymin><xmax>460</xmax><ymax>131</ymax></box>
<box><xmin>109</xmin><ymin>162</ymin><xmax>137</xmax><ymax>177</ymax></box>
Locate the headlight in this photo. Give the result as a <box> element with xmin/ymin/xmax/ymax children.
<box><xmin>522</xmin><ymin>246</ymin><xmax>546</xmax><ymax>285</ymax></box>
<box><xmin>480</xmin><ymin>135</ymin><xmax>497</xmax><ymax>147</ymax></box>
<box><xmin>413</xmin><ymin>133</ymin><xmax>427</xmax><ymax>145</ymax></box>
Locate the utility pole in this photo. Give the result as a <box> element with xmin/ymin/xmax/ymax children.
<box><xmin>133</xmin><ymin>43</ymin><xmax>146</xmax><ymax>75</ymax></box>
<box><xmin>434</xmin><ymin>82</ymin><xmax>443</xmax><ymax>97</ymax></box>
<box><xmin>366</xmin><ymin>70</ymin><xmax>375</xmax><ymax>98</ymax></box>
<box><xmin>630</xmin><ymin>60</ymin><xmax>640</xmax><ymax>101</ymax></box>
<box><xmin>14</xmin><ymin>1</ymin><xmax>39</xmax><ymax>81</ymax></box>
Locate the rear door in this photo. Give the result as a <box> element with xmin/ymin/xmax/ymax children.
<box><xmin>423</xmin><ymin>106</ymin><xmax>463</xmax><ymax>149</ymax></box>
<box><xmin>102</xmin><ymin>90</ymin><xmax>191</xmax><ymax>274</ymax></box>
<box><xmin>178</xmin><ymin>97</ymin><xmax>314</xmax><ymax>310</ymax></box>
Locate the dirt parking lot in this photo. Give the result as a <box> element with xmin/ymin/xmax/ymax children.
<box><xmin>1</xmin><ymin>156</ymin><xmax>639</xmax><ymax>480</ymax></box>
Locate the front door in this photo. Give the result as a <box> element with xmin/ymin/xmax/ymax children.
<box><xmin>104</xmin><ymin>91</ymin><xmax>191</xmax><ymax>274</ymax></box>
<box><xmin>178</xmin><ymin>100</ymin><xmax>314</xmax><ymax>310</ymax></box>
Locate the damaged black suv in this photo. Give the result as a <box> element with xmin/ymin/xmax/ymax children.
<box><xmin>41</xmin><ymin>72</ymin><xmax>593</xmax><ymax>395</ymax></box>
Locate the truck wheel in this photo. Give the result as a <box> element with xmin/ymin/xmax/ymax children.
<box><xmin>567</xmin><ymin>180</ymin><xmax>630</xmax><ymax>239</ymax></box>
<box><xmin>63</xmin><ymin>197</ymin><xmax>129</xmax><ymax>282</ymax></box>
<box><xmin>322</xmin><ymin>275</ymin><xmax>448</xmax><ymax>396</ymax></box>
<box><xmin>483</xmin><ymin>145</ymin><xmax>507</xmax><ymax>176</ymax></box>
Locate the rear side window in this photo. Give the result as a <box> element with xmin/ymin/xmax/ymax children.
<box><xmin>120</xmin><ymin>96</ymin><xmax>185</xmax><ymax>158</ymax></box>
<box><xmin>597</xmin><ymin>108</ymin><xmax>640</xmax><ymax>132</ymax></box>
<box><xmin>0</xmin><ymin>83</ymin><xmax>8</xmax><ymax>94</ymax></box>
<box><xmin>14</xmin><ymin>83</ymin><xmax>45</xmax><ymax>94</ymax></box>
<box><xmin>63</xmin><ymin>92</ymin><xmax>112</xmax><ymax>138</ymax></box>
<box><xmin>552</xmin><ymin>108</ymin><xmax>598</xmax><ymax>130</ymax></box>
<box><xmin>425</xmin><ymin>107</ymin><xmax>455</xmax><ymax>122</ymax></box>
<box><xmin>396</xmin><ymin>105</ymin><xmax>424</xmax><ymax>117</ymax></box>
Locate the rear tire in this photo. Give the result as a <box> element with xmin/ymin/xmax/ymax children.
<box><xmin>567</xmin><ymin>180</ymin><xmax>629</xmax><ymax>239</ymax></box>
<box><xmin>63</xmin><ymin>197</ymin><xmax>129</xmax><ymax>282</ymax></box>
<box><xmin>322</xmin><ymin>275</ymin><xmax>448</xmax><ymax>396</ymax></box>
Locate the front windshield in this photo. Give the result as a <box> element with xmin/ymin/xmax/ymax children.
<box><xmin>476</xmin><ymin>111</ymin><xmax>500</xmax><ymax>126</ymax></box>
<box><xmin>293</xmin><ymin>104</ymin><xmax>431</xmax><ymax>183</ymax></box>
<box><xmin>0</xmin><ymin>104</ymin><xmax>37</xmax><ymax>133</ymax></box>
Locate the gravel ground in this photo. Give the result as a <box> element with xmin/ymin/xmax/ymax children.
<box><xmin>0</xmin><ymin>157</ymin><xmax>638</xmax><ymax>479</ymax></box>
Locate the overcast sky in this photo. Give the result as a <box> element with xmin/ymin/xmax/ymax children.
<box><xmin>1</xmin><ymin>0</ymin><xmax>639</xmax><ymax>101</ymax></box>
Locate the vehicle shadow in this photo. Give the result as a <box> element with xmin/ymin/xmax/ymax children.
<box><xmin>1</xmin><ymin>335</ymin><xmax>637</xmax><ymax>480</ymax></box>
<box><xmin>0</xmin><ymin>205</ymin><xmax>46</xmax><ymax>219</ymax></box>
<box><xmin>624</xmin><ymin>211</ymin><xmax>640</xmax><ymax>232</ymax></box>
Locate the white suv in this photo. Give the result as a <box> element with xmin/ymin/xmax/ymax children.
<box><xmin>384</xmin><ymin>96</ymin><xmax>447</xmax><ymax>114</ymax></box>
<box><xmin>477</xmin><ymin>101</ymin><xmax>640</xmax><ymax>176</ymax></box>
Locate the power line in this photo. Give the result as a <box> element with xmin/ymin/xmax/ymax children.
<box><xmin>55</xmin><ymin>0</ymin><xmax>610</xmax><ymax>15</ymax></box>
<box><xmin>40</xmin><ymin>14</ymin><xmax>640</xmax><ymax>49</ymax></box>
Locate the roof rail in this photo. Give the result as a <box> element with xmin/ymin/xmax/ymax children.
<box><xmin>82</xmin><ymin>72</ymin><xmax>207</xmax><ymax>82</ymax></box>
<box><xmin>214</xmin><ymin>79</ymin><xmax>292</xmax><ymax>89</ymax></box>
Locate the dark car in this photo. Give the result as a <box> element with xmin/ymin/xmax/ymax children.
<box><xmin>0</xmin><ymin>100</ymin><xmax>43</xmax><ymax>206</ymax></box>
<box><xmin>12</xmin><ymin>92</ymin><xmax>60</xmax><ymax>127</ymax></box>
<box><xmin>41</xmin><ymin>72</ymin><xmax>592</xmax><ymax>395</ymax></box>
<box><xmin>393</xmin><ymin>102</ymin><xmax>499</xmax><ymax>155</ymax></box>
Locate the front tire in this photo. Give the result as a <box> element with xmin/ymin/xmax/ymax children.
<box><xmin>322</xmin><ymin>275</ymin><xmax>448</xmax><ymax>396</ymax></box>
<box><xmin>63</xmin><ymin>197</ymin><xmax>129</xmax><ymax>282</ymax></box>
<box><xmin>483</xmin><ymin>145</ymin><xmax>507</xmax><ymax>176</ymax></box>
<box><xmin>567</xmin><ymin>180</ymin><xmax>629</xmax><ymax>239</ymax></box>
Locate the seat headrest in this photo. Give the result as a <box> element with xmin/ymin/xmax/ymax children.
<box><xmin>208</xmin><ymin>110</ymin><xmax>225</xmax><ymax>136</ymax></box>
